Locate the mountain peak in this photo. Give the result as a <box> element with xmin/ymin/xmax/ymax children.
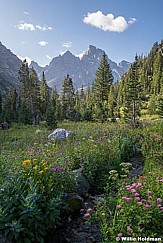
<box><xmin>0</xmin><ymin>41</ymin><xmax>130</xmax><ymax>94</ymax></box>
<box><xmin>62</xmin><ymin>50</ymin><xmax>73</xmax><ymax>57</ymax></box>
<box><xmin>88</xmin><ymin>45</ymin><xmax>97</xmax><ymax>53</ymax></box>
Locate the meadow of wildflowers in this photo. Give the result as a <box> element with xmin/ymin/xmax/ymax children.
<box><xmin>86</xmin><ymin>121</ymin><xmax>163</xmax><ymax>242</ymax></box>
<box><xmin>0</xmin><ymin>121</ymin><xmax>162</xmax><ymax>242</ymax></box>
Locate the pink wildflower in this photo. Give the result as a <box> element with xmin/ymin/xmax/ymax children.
<box><xmin>87</xmin><ymin>208</ymin><xmax>93</xmax><ymax>212</ymax></box>
<box><xmin>157</xmin><ymin>198</ymin><xmax>162</xmax><ymax>204</ymax></box>
<box><xmin>126</xmin><ymin>185</ymin><xmax>131</xmax><ymax>190</ymax></box>
<box><xmin>157</xmin><ymin>204</ymin><xmax>161</xmax><ymax>208</ymax></box>
<box><xmin>134</xmin><ymin>193</ymin><xmax>140</xmax><ymax>197</ymax></box>
<box><xmin>141</xmin><ymin>199</ymin><xmax>146</xmax><ymax>203</ymax></box>
<box><xmin>148</xmin><ymin>191</ymin><xmax>152</xmax><ymax>195</ymax></box>
<box><xmin>135</xmin><ymin>197</ymin><xmax>140</xmax><ymax>201</ymax></box>
<box><xmin>138</xmin><ymin>202</ymin><xmax>143</xmax><ymax>205</ymax></box>
<box><xmin>116</xmin><ymin>205</ymin><xmax>122</xmax><ymax>209</ymax></box>
<box><xmin>118</xmin><ymin>233</ymin><xmax>122</xmax><ymax>238</ymax></box>
<box><xmin>136</xmin><ymin>182</ymin><xmax>142</xmax><ymax>188</ymax></box>
<box><xmin>80</xmin><ymin>209</ymin><xmax>85</xmax><ymax>212</ymax></box>
<box><xmin>84</xmin><ymin>213</ymin><xmax>90</xmax><ymax>218</ymax></box>
<box><xmin>130</xmin><ymin>189</ymin><xmax>137</xmax><ymax>194</ymax></box>
<box><xmin>127</xmin><ymin>226</ymin><xmax>132</xmax><ymax>232</ymax></box>
<box><xmin>122</xmin><ymin>196</ymin><xmax>127</xmax><ymax>200</ymax></box>
<box><xmin>144</xmin><ymin>204</ymin><xmax>151</xmax><ymax>209</ymax></box>
<box><xmin>122</xmin><ymin>196</ymin><xmax>131</xmax><ymax>201</ymax></box>
<box><xmin>148</xmin><ymin>172</ymin><xmax>152</xmax><ymax>175</ymax></box>
<box><xmin>126</xmin><ymin>197</ymin><xmax>131</xmax><ymax>202</ymax></box>
<box><xmin>148</xmin><ymin>196</ymin><xmax>153</xmax><ymax>200</ymax></box>
<box><xmin>131</xmin><ymin>183</ymin><xmax>137</xmax><ymax>188</ymax></box>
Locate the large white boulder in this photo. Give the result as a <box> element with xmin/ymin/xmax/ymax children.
<box><xmin>48</xmin><ymin>128</ymin><xmax>73</xmax><ymax>141</ymax></box>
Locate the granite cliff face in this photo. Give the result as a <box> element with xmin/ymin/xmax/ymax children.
<box><xmin>40</xmin><ymin>45</ymin><xmax>130</xmax><ymax>91</ymax></box>
<box><xmin>0</xmin><ymin>42</ymin><xmax>22</xmax><ymax>95</ymax></box>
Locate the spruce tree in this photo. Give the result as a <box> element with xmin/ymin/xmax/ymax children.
<box><xmin>19</xmin><ymin>59</ymin><xmax>31</xmax><ymax>124</ymax></box>
<box><xmin>0</xmin><ymin>91</ymin><xmax>2</xmax><ymax>115</ymax></box>
<box><xmin>50</xmin><ymin>87</ymin><xmax>59</xmax><ymax>118</ymax></box>
<box><xmin>74</xmin><ymin>90</ymin><xmax>82</xmax><ymax>121</ymax></box>
<box><xmin>107</xmin><ymin>85</ymin><xmax>116</xmax><ymax>120</ymax></box>
<box><xmin>157</xmin><ymin>95</ymin><xmax>163</xmax><ymax>117</ymax></box>
<box><xmin>40</xmin><ymin>72</ymin><xmax>50</xmax><ymax>119</ymax></box>
<box><xmin>3</xmin><ymin>88</ymin><xmax>19</xmax><ymax>123</ymax></box>
<box><xmin>82</xmin><ymin>84</ymin><xmax>93</xmax><ymax>121</ymax></box>
<box><xmin>29</xmin><ymin>67</ymin><xmax>40</xmax><ymax>124</ymax></box>
<box><xmin>151</xmin><ymin>51</ymin><xmax>163</xmax><ymax>95</ymax></box>
<box><xmin>92</xmin><ymin>53</ymin><xmax>113</xmax><ymax>121</ymax></box>
<box><xmin>126</xmin><ymin>54</ymin><xmax>141</xmax><ymax>126</ymax></box>
<box><xmin>59</xmin><ymin>75</ymin><xmax>75</xmax><ymax>120</ymax></box>
<box><xmin>19</xmin><ymin>60</ymin><xmax>41</xmax><ymax>124</ymax></box>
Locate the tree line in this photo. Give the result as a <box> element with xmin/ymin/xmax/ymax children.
<box><xmin>0</xmin><ymin>40</ymin><xmax>162</xmax><ymax>128</ymax></box>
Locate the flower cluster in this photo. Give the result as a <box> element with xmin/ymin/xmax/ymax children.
<box><xmin>114</xmin><ymin>171</ymin><xmax>163</xmax><ymax>239</ymax></box>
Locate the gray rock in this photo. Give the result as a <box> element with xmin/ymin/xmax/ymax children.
<box><xmin>65</xmin><ymin>194</ymin><xmax>84</xmax><ymax>212</ymax></box>
<box><xmin>48</xmin><ymin>128</ymin><xmax>73</xmax><ymax>141</ymax></box>
<box><xmin>75</xmin><ymin>172</ymin><xmax>90</xmax><ymax>196</ymax></box>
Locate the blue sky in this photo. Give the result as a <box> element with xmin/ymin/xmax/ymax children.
<box><xmin>0</xmin><ymin>0</ymin><xmax>162</xmax><ymax>66</ymax></box>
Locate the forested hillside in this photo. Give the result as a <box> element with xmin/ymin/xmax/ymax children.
<box><xmin>117</xmin><ymin>40</ymin><xmax>163</xmax><ymax>121</ymax></box>
<box><xmin>0</xmin><ymin>40</ymin><xmax>162</xmax><ymax>127</ymax></box>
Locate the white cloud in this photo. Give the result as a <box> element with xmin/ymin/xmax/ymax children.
<box><xmin>128</xmin><ymin>17</ymin><xmax>137</xmax><ymax>24</ymax></box>
<box><xmin>46</xmin><ymin>55</ymin><xmax>52</xmax><ymax>60</ymax></box>
<box><xmin>36</xmin><ymin>25</ymin><xmax>52</xmax><ymax>31</ymax></box>
<box><xmin>17</xmin><ymin>55</ymin><xmax>31</xmax><ymax>65</ymax></box>
<box><xmin>83</xmin><ymin>11</ymin><xmax>136</xmax><ymax>32</ymax></box>
<box><xmin>62</xmin><ymin>42</ymin><xmax>72</xmax><ymax>48</ymax></box>
<box><xmin>23</xmin><ymin>11</ymin><xmax>29</xmax><ymax>15</ymax></box>
<box><xmin>16</xmin><ymin>23</ymin><xmax>35</xmax><ymax>31</ymax></box>
<box><xmin>38</xmin><ymin>41</ymin><xmax>48</xmax><ymax>46</ymax></box>
<box><xmin>15</xmin><ymin>23</ymin><xmax>52</xmax><ymax>31</ymax></box>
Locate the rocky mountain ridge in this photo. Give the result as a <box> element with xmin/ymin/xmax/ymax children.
<box><xmin>31</xmin><ymin>45</ymin><xmax>130</xmax><ymax>91</ymax></box>
<box><xmin>0</xmin><ymin>41</ymin><xmax>130</xmax><ymax>95</ymax></box>
<box><xmin>0</xmin><ymin>42</ymin><xmax>22</xmax><ymax>95</ymax></box>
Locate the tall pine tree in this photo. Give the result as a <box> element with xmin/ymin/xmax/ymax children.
<box><xmin>59</xmin><ymin>75</ymin><xmax>75</xmax><ymax>120</ymax></box>
<box><xmin>19</xmin><ymin>60</ymin><xmax>40</xmax><ymax>124</ymax></box>
<box><xmin>92</xmin><ymin>53</ymin><xmax>113</xmax><ymax>121</ymax></box>
<box><xmin>40</xmin><ymin>72</ymin><xmax>50</xmax><ymax>120</ymax></box>
<box><xmin>126</xmin><ymin>54</ymin><xmax>141</xmax><ymax>126</ymax></box>
<box><xmin>3</xmin><ymin>88</ymin><xmax>19</xmax><ymax>123</ymax></box>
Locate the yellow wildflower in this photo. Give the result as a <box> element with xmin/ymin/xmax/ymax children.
<box><xmin>42</xmin><ymin>160</ymin><xmax>47</xmax><ymax>165</ymax></box>
<box><xmin>23</xmin><ymin>159</ymin><xmax>31</xmax><ymax>166</ymax></box>
<box><xmin>101</xmin><ymin>212</ymin><xmax>105</xmax><ymax>216</ymax></box>
<box><xmin>39</xmin><ymin>170</ymin><xmax>44</xmax><ymax>174</ymax></box>
<box><xmin>33</xmin><ymin>165</ymin><xmax>38</xmax><ymax>170</ymax></box>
